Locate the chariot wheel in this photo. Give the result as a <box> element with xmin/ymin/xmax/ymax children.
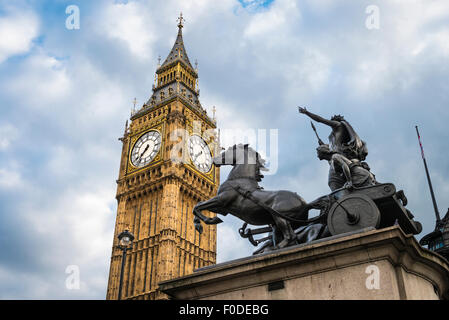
<box><xmin>327</xmin><ymin>194</ymin><xmax>380</xmax><ymax>236</ymax></box>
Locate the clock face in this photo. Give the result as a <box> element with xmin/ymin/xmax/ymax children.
<box><xmin>188</xmin><ymin>135</ymin><xmax>212</xmax><ymax>173</ymax></box>
<box><xmin>131</xmin><ymin>130</ymin><xmax>162</xmax><ymax>168</ymax></box>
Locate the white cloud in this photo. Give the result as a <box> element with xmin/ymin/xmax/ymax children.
<box><xmin>413</xmin><ymin>30</ymin><xmax>449</xmax><ymax>57</ymax></box>
<box><xmin>17</xmin><ymin>186</ymin><xmax>115</xmax><ymax>299</ymax></box>
<box><xmin>0</xmin><ymin>8</ymin><xmax>39</xmax><ymax>63</ymax></box>
<box><xmin>243</xmin><ymin>0</ymin><xmax>300</xmax><ymax>38</ymax></box>
<box><xmin>0</xmin><ymin>123</ymin><xmax>18</xmax><ymax>151</ymax></box>
<box><xmin>0</xmin><ymin>167</ymin><xmax>22</xmax><ymax>189</ymax></box>
<box><xmin>244</xmin><ymin>8</ymin><xmax>286</xmax><ymax>38</ymax></box>
<box><xmin>3</xmin><ymin>52</ymin><xmax>71</xmax><ymax>107</ymax></box>
<box><xmin>303</xmin><ymin>0</ymin><xmax>342</xmax><ymax>13</ymax></box>
<box><xmin>338</xmin><ymin>1</ymin><xmax>449</xmax><ymax>99</ymax></box>
<box><xmin>284</xmin><ymin>48</ymin><xmax>331</xmax><ymax>99</ymax></box>
<box><xmin>80</xmin><ymin>78</ymin><xmax>128</xmax><ymax>121</ymax></box>
<box><xmin>99</xmin><ymin>2</ymin><xmax>157</xmax><ymax>59</ymax></box>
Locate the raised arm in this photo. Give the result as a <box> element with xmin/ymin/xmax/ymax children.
<box><xmin>298</xmin><ymin>107</ymin><xmax>340</xmax><ymax>129</ymax></box>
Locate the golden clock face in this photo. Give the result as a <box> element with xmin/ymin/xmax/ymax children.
<box><xmin>131</xmin><ymin>130</ymin><xmax>161</xmax><ymax>167</ymax></box>
<box><xmin>188</xmin><ymin>135</ymin><xmax>212</xmax><ymax>173</ymax></box>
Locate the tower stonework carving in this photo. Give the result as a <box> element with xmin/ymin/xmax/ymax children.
<box><xmin>106</xmin><ymin>16</ymin><xmax>219</xmax><ymax>300</ymax></box>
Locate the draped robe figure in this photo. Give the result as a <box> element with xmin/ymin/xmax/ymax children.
<box><xmin>298</xmin><ymin>107</ymin><xmax>369</xmax><ymax>191</ymax></box>
<box><xmin>316</xmin><ymin>144</ymin><xmax>377</xmax><ymax>189</ymax></box>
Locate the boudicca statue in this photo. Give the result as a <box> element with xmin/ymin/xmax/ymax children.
<box><xmin>193</xmin><ymin>108</ymin><xmax>423</xmax><ymax>254</ymax></box>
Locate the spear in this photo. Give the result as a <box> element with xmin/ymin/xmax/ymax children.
<box><xmin>415</xmin><ymin>126</ymin><xmax>441</xmax><ymax>223</ymax></box>
<box><xmin>311</xmin><ymin>121</ymin><xmax>325</xmax><ymax>145</ymax></box>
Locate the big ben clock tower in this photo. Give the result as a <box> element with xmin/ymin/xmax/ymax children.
<box><xmin>106</xmin><ymin>14</ymin><xmax>219</xmax><ymax>300</ymax></box>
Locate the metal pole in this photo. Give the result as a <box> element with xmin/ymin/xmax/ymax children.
<box><xmin>415</xmin><ymin>126</ymin><xmax>441</xmax><ymax>223</ymax></box>
<box><xmin>117</xmin><ymin>247</ymin><xmax>127</xmax><ymax>300</ymax></box>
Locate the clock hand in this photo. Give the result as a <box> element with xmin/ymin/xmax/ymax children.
<box><xmin>139</xmin><ymin>144</ymin><xmax>150</xmax><ymax>158</ymax></box>
<box><xmin>193</xmin><ymin>150</ymin><xmax>203</xmax><ymax>161</ymax></box>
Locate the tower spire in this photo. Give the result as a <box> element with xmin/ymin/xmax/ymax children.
<box><xmin>177</xmin><ymin>12</ymin><xmax>185</xmax><ymax>29</ymax></box>
<box><xmin>159</xmin><ymin>13</ymin><xmax>194</xmax><ymax>70</ymax></box>
<box><xmin>141</xmin><ymin>13</ymin><xmax>213</xmax><ymax>125</ymax></box>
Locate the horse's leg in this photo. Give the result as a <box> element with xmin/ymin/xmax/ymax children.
<box><xmin>271</xmin><ymin>214</ymin><xmax>297</xmax><ymax>248</ymax></box>
<box><xmin>193</xmin><ymin>196</ymin><xmax>225</xmax><ymax>234</ymax></box>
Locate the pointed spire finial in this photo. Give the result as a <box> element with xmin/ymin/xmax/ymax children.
<box><xmin>157</xmin><ymin>55</ymin><xmax>161</xmax><ymax>67</ymax></box>
<box><xmin>177</xmin><ymin>12</ymin><xmax>185</xmax><ymax>29</ymax></box>
<box><xmin>195</xmin><ymin>59</ymin><xmax>198</xmax><ymax>71</ymax></box>
<box><xmin>212</xmin><ymin>106</ymin><xmax>216</xmax><ymax>120</ymax></box>
<box><xmin>131</xmin><ymin>97</ymin><xmax>137</xmax><ymax>116</ymax></box>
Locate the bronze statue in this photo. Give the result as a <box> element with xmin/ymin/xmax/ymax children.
<box><xmin>193</xmin><ymin>144</ymin><xmax>310</xmax><ymax>250</ymax></box>
<box><xmin>298</xmin><ymin>107</ymin><xmax>369</xmax><ymax>191</ymax></box>
<box><xmin>298</xmin><ymin>107</ymin><xmax>367</xmax><ymax>159</ymax></box>
<box><xmin>316</xmin><ymin>144</ymin><xmax>377</xmax><ymax>190</ymax></box>
<box><xmin>192</xmin><ymin>108</ymin><xmax>422</xmax><ymax>255</ymax></box>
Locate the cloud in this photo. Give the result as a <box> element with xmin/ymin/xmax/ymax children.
<box><xmin>3</xmin><ymin>52</ymin><xmax>71</xmax><ymax>108</ymax></box>
<box><xmin>0</xmin><ymin>167</ymin><xmax>22</xmax><ymax>189</ymax></box>
<box><xmin>0</xmin><ymin>6</ymin><xmax>39</xmax><ymax>63</ymax></box>
<box><xmin>0</xmin><ymin>123</ymin><xmax>18</xmax><ymax>151</ymax></box>
<box><xmin>0</xmin><ymin>171</ymin><xmax>115</xmax><ymax>299</ymax></box>
<box><xmin>243</xmin><ymin>1</ymin><xmax>293</xmax><ymax>38</ymax></box>
<box><xmin>98</xmin><ymin>2</ymin><xmax>156</xmax><ymax>59</ymax></box>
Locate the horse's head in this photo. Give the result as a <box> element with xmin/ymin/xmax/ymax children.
<box><xmin>213</xmin><ymin>144</ymin><xmax>268</xmax><ymax>180</ymax></box>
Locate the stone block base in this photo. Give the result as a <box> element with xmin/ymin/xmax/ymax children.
<box><xmin>159</xmin><ymin>226</ymin><xmax>449</xmax><ymax>300</ymax></box>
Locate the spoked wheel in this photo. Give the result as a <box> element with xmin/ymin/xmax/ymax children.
<box><xmin>327</xmin><ymin>194</ymin><xmax>380</xmax><ymax>236</ymax></box>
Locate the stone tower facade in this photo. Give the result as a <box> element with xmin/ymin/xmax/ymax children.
<box><xmin>106</xmin><ymin>15</ymin><xmax>219</xmax><ymax>300</ymax></box>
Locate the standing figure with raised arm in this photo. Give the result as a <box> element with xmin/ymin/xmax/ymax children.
<box><xmin>298</xmin><ymin>107</ymin><xmax>369</xmax><ymax>191</ymax></box>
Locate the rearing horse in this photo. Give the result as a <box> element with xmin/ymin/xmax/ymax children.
<box><xmin>193</xmin><ymin>144</ymin><xmax>310</xmax><ymax>249</ymax></box>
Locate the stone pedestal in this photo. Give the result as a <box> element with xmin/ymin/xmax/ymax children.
<box><xmin>159</xmin><ymin>226</ymin><xmax>449</xmax><ymax>300</ymax></box>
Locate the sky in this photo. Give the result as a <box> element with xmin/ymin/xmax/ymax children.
<box><xmin>0</xmin><ymin>0</ymin><xmax>449</xmax><ymax>299</ymax></box>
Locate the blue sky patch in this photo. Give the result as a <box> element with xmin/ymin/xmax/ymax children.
<box><xmin>238</xmin><ymin>0</ymin><xmax>275</xmax><ymax>10</ymax></box>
